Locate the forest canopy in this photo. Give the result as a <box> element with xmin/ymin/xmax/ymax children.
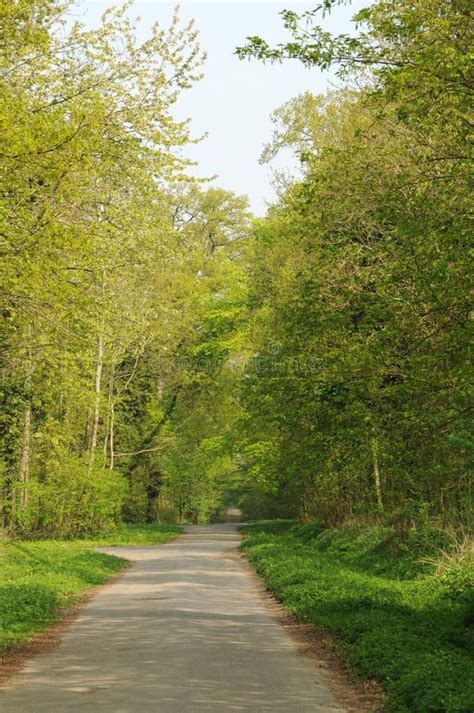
<box><xmin>1</xmin><ymin>0</ymin><xmax>472</xmax><ymax>535</ymax></box>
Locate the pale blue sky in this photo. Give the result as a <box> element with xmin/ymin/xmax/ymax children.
<box><xmin>81</xmin><ymin>2</ymin><xmax>364</xmax><ymax>215</ymax></box>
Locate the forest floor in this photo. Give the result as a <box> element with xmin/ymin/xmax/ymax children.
<box><xmin>241</xmin><ymin>521</ymin><xmax>474</xmax><ymax>713</ymax></box>
<box><xmin>0</xmin><ymin>524</ymin><xmax>368</xmax><ymax>712</ymax></box>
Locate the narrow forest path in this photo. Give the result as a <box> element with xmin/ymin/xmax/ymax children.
<box><xmin>0</xmin><ymin>525</ymin><xmax>345</xmax><ymax>712</ymax></box>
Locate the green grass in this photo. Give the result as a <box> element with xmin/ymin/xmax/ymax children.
<box><xmin>0</xmin><ymin>523</ymin><xmax>182</xmax><ymax>654</ymax></box>
<box><xmin>241</xmin><ymin>521</ymin><xmax>474</xmax><ymax>713</ymax></box>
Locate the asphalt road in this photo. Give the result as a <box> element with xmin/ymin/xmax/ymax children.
<box><xmin>1</xmin><ymin>524</ymin><xmax>345</xmax><ymax>712</ymax></box>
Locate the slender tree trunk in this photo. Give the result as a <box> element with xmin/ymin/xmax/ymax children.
<box><xmin>372</xmin><ymin>439</ymin><xmax>383</xmax><ymax>510</ymax></box>
<box><xmin>103</xmin><ymin>362</ymin><xmax>115</xmax><ymax>466</ymax></box>
<box><xmin>108</xmin><ymin>363</ymin><xmax>115</xmax><ymax>470</ymax></box>
<box><xmin>19</xmin><ymin>331</ymin><xmax>34</xmax><ymax>508</ymax></box>
<box><xmin>89</xmin><ymin>333</ymin><xmax>104</xmax><ymax>470</ymax></box>
<box><xmin>109</xmin><ymin>401</ymin><xmax>115</xmax><ymax>470</ymax></box>
<box><xmin>19</xmin><ymin>404</ymin><xmax>32</xmax><ymax>508</ymax></box>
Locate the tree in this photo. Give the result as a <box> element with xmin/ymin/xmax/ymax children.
<box><xmin>0</xmin><ymin>0</ymin><xmax>208</xmax><ymax>533</ymax></box>
<box><xmin>235</xmin><ymin>0</ymin><xmax>472</xmax><ymax>525</ymax></box>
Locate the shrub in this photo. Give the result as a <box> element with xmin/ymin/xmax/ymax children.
<box><xmin>13</xmin><ymin>455</ymin><xmax>128</xmax><ymax>538</ymax></box>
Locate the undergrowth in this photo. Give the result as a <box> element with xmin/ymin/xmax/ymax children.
<box><xmin>74</xmin><ymin>522</ymin><xmax>182</xmax><ymax>547</ymax></box>
<box><xmin>241</xmin><ymin>521</ymin><xmax>474</xmax><ymax>713</ymax></box>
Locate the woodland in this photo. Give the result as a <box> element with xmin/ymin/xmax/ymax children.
<box><xmin>1</xmin><ymin>0</ymin><xmax>471</xmax><ymax>535</ymax></box>
<box><xmin>1</xmin><ymin>2</ymin><xmax>473</xmax><ymax>709</ymax></box>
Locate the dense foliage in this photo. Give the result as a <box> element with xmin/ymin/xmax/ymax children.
<box><xmin>0</xmin><ymin>1</ymin><xmax>250</xmax><ymax>533</ymax></box>
<box><xmin>242</xmin><ymin>522</ymin><xmax>474</xmax><ymax>712</ymax></box>
<box><xmin>235</xmin><ymin>0</ymin><xmax>473</xmax><ymax>525</ymax></box>
<box><xmin>1</xmin><ymin>0</ymin><xmax>472</xmax><ymax>531</ymax></box>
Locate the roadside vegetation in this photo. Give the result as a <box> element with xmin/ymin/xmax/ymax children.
<box><xmin>242</xmin><ymin>522</ymin><xmax>474</xmax><ymax>713</ymax></box>
<box><xmin>74</xmin><ymin>522</ymin><xmax>182</xmax><ymax>547</ymax></box>
<box><xmin>0</xmin><ymin>524</ymin><xmax>180</xmax><ymax>655</ymax></box>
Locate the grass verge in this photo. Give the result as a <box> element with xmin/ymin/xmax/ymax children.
<box><xmin>74</xmin><ymin>522</ymin><xmax>182</xmax><ymax>547</ymax></box>
<box><xmin>0</xmin><ymin>523</ymin><xmax>181</xmax><ymax>654</ymax></box>
<box><xmin>241</xmin><ymin>521</ymin><xmax>473</xmax><ymax>713</ymax></box>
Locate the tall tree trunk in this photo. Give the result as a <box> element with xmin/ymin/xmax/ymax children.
<box><xmin>372</xmin><ymin>439</ymin><xmax>383</xmax><ymax>510</ymax></box>
<box><xmin>89</xmin><ymin>333</ymin><xmax>104</xmax><ymax>471</ymax></box>
<box><xmin>19</xmin><ymin>330</ymin><xmax>34</xmax><ymax>508</ymax></box>
<box><xmin>103</xmin><ymin>362</ymin><xmax>115</xmax><ymax>467</ymax></box>
<box><xmin>19</xmin><ymin>403</ymin><xmax>32</xmax><ymax>508</ymax></box>
<box><xmin>109</xmin><ymin>400</ymin><xmax>115</xmax><ymax>470</ymax></box>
